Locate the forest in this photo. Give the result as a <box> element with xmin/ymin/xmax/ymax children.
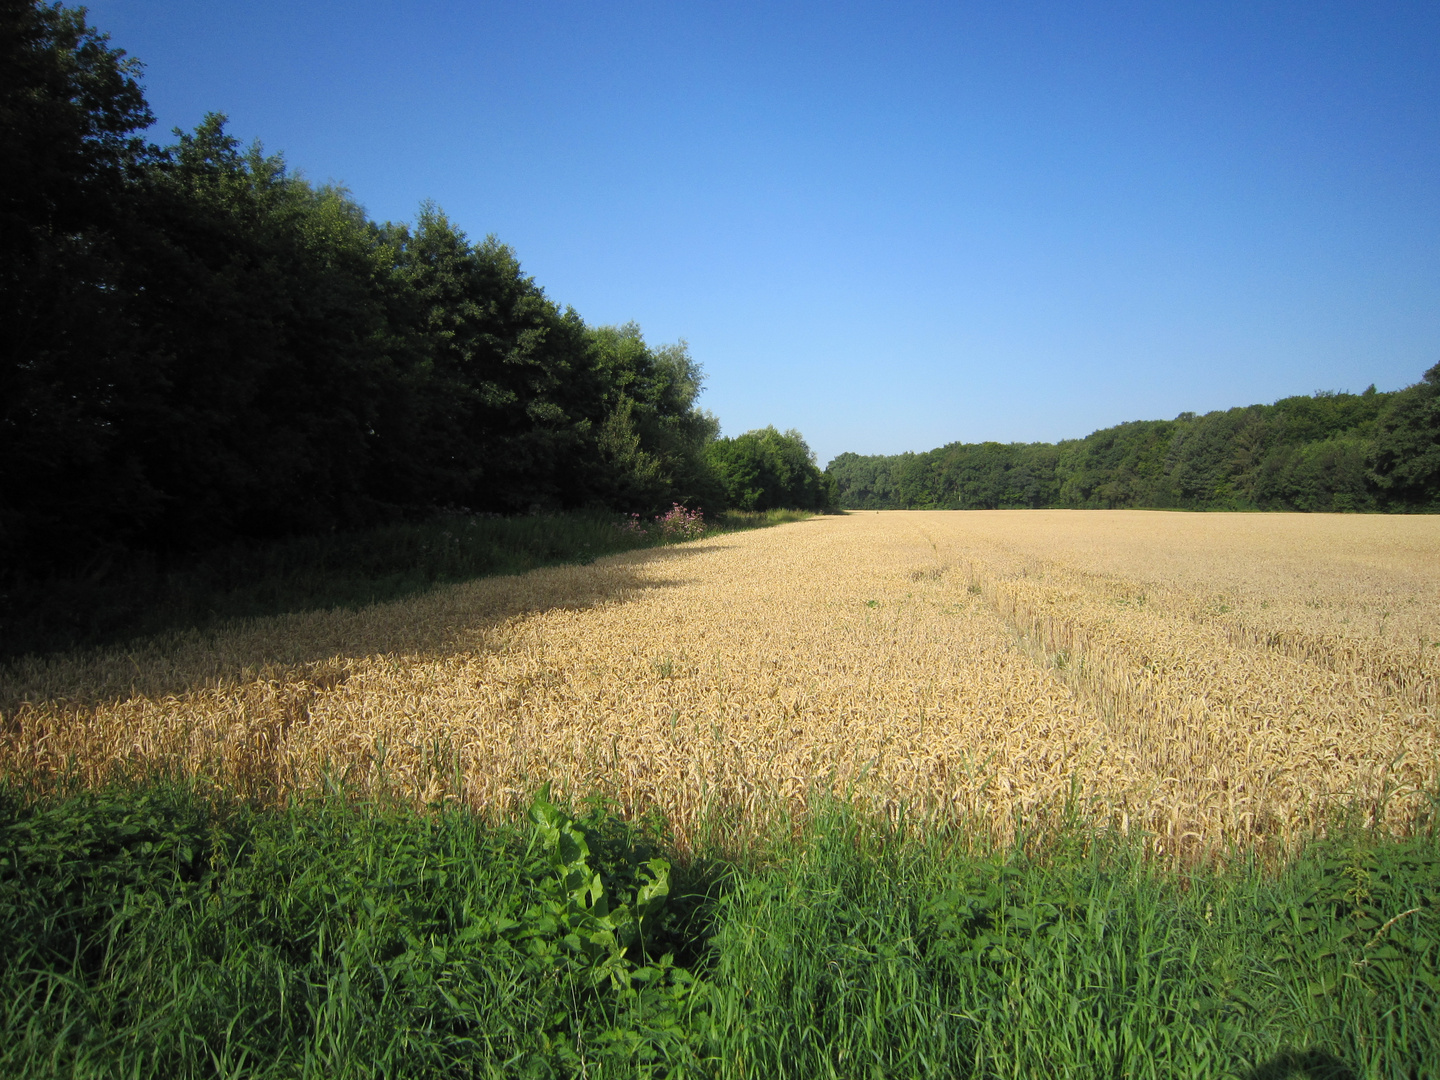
<box><xmin>5</xmin><ymin>0</ymin><xmax>1437</xmax><ymax>593</ymax></box>
<box><xmin>827</xmin><ymin>372</ymin><xmax>1440</xmax><ymax>512</ymax></box>
<box><xmin>1</xmin><ymin>1</ymin><xmax>830</xmax><ymax>587</ymax></box>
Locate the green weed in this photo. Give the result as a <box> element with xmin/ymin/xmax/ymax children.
<box><xmin>2</xmin><ymin>783</ymin><xmax>1435</xmax><ymax>1078</ymax></box>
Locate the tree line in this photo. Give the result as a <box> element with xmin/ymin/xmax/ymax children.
<box><xmin>1</xmin><ymin>2</ymin><xmax>831</xmax><ymax>580</ymax></box>
<box><xmin>828</xmin><ymin>371</ymin><xmax>1440</xmax><ymax>512</ymax></box>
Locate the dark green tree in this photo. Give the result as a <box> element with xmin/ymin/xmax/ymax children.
<box><xmin>391</xmin><ymin>205</ymin><xmax>601</xmax><ymax>513</ymax></box>
<box><xmin>1370</xmin><ymin>363</ymin><xmax>1440</xmax><ymax>508</ymax></box>
<box><xmin>826</xmin><ymin>382</ymin><xmax>1415</xmax><ymax>513</ymax></box>
<box><xmin>2</xmin><ymin>0</ymin><xmax>734</xmax><ymax>583</ymax></box>
<box><xmin>114</xmin><ymin>115</ymin><xmax>407</xmax><ymax>547</ymax></box>
<box><xmin>824</xmin><ymin>453</ymin><xmax>902</xmax><ymax>509</ymax></box>
<box><xmin>588</xmin><ymin>324</ymin><xmax>722</xmax><ymax>513</ymax></box>
<box><xmin>1</xmin><ymin>0</ymin><xmax>157</xmax><ymax>568</ymax></box>
<box><xmin>707</xmin><ymin>427</ymin><xmax>832</xmax><ymax>512</ymax></box>
<box><xmin>0</xmin><ymin>0</ymin><xmax>151</xmax><ymax>250</ymax></box>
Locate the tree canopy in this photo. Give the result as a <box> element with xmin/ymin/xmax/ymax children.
<box><xmin>827</xmin><ymin>377</ymin><xmax>1439</xmax><ymax>513</ymax></box>
<box><xmin>707</xmin><ymin>428</ymin><xmax>833</xmax><ymax>512</ymax></box>
<box><xmin>1370</xmin><ymin>363</ymin><xmax>1440</xmax><ymax>507</ymax></box>
<box><xmin>4</xmin><ymin>2</ymin><xmax>837</xmax><ymax>580</ymax></box>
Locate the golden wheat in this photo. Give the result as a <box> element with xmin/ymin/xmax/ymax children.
<box><xmin>2</xmin><ymin>511</ymin><xmax>1436</xmax><ymax>853</ymax></box>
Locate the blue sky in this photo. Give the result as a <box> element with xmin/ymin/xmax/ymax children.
<box><xmin>87</xmin><ymin>1</ymin><xmax>1440</xmax><ymax>466</ymax></box>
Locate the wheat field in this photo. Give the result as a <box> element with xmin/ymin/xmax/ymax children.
<box><xmin>2</xmin><ymin>511</ymin><xmax>1436</xmax><ymax>854</ymax></box>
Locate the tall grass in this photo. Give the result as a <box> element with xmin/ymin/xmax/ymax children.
<box><xmin>708</xmin><ymin>804</ymin><xmax>1439</xmax><ymax>1078</ymax></box>
<box><xmin>3</xmin><ymin>781</ymin><xmax>1435</xmax><ymax>1078</ymax></box>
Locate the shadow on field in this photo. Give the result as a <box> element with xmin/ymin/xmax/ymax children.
<box><xmin>1243</xmin><ymin>1048</ymin><xmax>1357</xmax><ymax>1080</ymax></box>
<box><xmin>0</xmin><ymin>543</ymin><xmax>720</xmax><ymax>711</ymax></box>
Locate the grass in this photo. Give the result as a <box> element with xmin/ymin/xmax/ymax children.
<box><xmin>709</xmin><ymin>806</ymin><xmax>1439</xmax><ymax>1079</ymax></box>
<box><xmin>0</xmin><ymin>508</ymin><xmax>809</xmax><ymax>661</ymax></box>
<box><xmin>2</xmin><ymin>780</ymin><xmax>1436</xmax><ymax>1079</ymax></box>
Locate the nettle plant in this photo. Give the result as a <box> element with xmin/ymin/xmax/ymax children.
<box><xmin>482</xmin><ymin>786</ymin><xmax>677</xmax><ymax>991</ymax></box>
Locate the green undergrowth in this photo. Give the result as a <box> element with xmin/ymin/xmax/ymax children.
<box><xmin>0</xmin><ymin>508</ymin><xmax>809</xmax><ymax>661</ymax></box>
<box><xmin>2</xmin><ymin>782</ymin><xmax>1436</xmax><ymax>1079</ymax></box>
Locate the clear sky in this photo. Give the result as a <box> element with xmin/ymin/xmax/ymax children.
<box><xmin>85</xmin><ymin>1</ymin><xmax>1440</xmax><ymax>466</ymax></box>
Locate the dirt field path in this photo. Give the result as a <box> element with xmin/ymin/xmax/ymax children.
<box><xmin>5</xmin><ymin>512</ymin><xmax>1437</xmax><ymax>851</ymax></box>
